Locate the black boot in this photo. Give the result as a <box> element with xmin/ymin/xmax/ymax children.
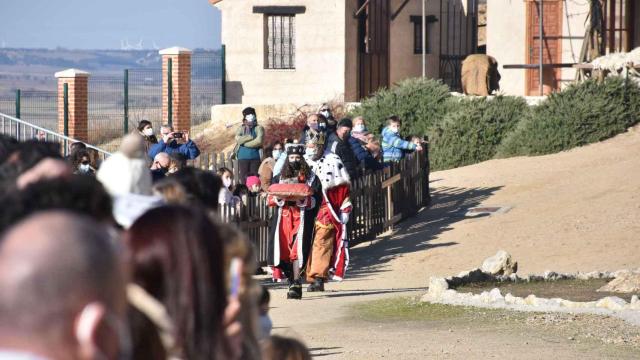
<box><xmin>287</xmin><ymin>280</ymin><xmax>302</xmax><ymax>299</ymax></box>
<box><xmin>307</xmin><ymin>277</ymin><xmax>325</xmax><ymax>292</ymax></box>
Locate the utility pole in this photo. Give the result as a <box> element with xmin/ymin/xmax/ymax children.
<box><xmin>422</xmin><ymin>0</ymin><xmax>427</xmax><ymax>77</ymax></box>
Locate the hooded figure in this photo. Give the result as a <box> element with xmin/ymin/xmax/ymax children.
<box><xmin>267</xmin><ymin>143</ymin><xmax>322</xmax><ymax>299</ymax></box>
<box><xmin>97</xmin><ymin>134</ymin><xmax>162</xmax><ymax>227</ymax></box>
<box><xmin>303</xmin><ymin>131</ymin><xmax>352</xmax><ymax>291</ymax></box>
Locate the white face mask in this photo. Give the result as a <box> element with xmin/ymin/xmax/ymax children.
<box><xmin>305</xmin><ymin>148</ymin><xmax>317</xmax><ymax>157</ymax></box>
<box><xmin>320</xmin><ymin>110</ymin><xmax>330</xmax><ymax>118</ymax></box>
<box><xmin>79</xmin><ymin>163</ymin><xmax>91</xmax><ymax>172</ymax></box>
<box><xmin>143</xmin><ymin>128</ymin><xmax>154</xmax><ymax>137</ymax></box>
<box><xmin>272</xmin><ymin>150</ymin><xmax>282</xmax><ymax>159</ymax></box>
<box><xmin>353</xmin><ymin>125</ymin><xmax>366</xmax><ymax>133</ymax></box>
<box><xmin>389</xmin><ymin>126</ymin><xmax>399</xmax><ymax>134</ymax></box>
<box><xmin>223</xmin><ymin>177</ymin><xmax>232</xmax><ymax>188</ymax></box>
<box><xmin>245</xmin><ymin>114</ymin><xmax>256</xmax><ymax>123</ymax></box>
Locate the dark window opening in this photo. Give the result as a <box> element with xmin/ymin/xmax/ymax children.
<box><xmin>410</xmin><ymin>15</ymin><xmax>437</xmax><ymax>55</ymax></box>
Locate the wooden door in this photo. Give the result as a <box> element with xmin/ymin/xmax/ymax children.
<box><xmin>358</xmin><ymin>0</ymin><xmax>390</xmax><ymax>99</ymax></box>
<box><xmin>526</xmin><ymin>0</ymin><xmax>563</xmax><ymax>96</ymax></box>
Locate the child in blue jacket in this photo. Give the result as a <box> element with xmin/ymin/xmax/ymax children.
<box><xmin>381</xmin><ymin>115</ymin><xmax>422</xmax><ymax>163</ymax></box>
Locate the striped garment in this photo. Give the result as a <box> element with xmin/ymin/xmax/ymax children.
<box><xmin>381</xmin><ymin>126</ymin><xmax>416</xmax><ymax>163</ymax></box>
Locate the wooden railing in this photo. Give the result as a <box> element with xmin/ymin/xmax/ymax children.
<box><xmin>193</xmin><ymin>149</ymin><xmax>431</xmax><ymax>265</ymax></box>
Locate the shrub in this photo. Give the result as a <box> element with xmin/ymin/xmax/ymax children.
<box><xmin>429</xmin><ymin>96</ymin><xmax>529</xmax><ymax>170</ymax></box>
<box><xmin>350</xmin><ymin>78</ymin><xmax>453</xmax><ymax>137</ymax></box>
<box><xmin>498</xmin><ymin>77</ymin><xmax>640</xmax><ymax>157</ymax></box>
<box><xmin>262</xmin><ymin>112</ymin><xmax>307</xmax><ymax>147</ymax></box>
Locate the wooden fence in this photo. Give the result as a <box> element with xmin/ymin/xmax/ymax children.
<box><xmin>190</xmin><ymin>149</ymin><xmax>431</xmax><ymax>265</ymax></box>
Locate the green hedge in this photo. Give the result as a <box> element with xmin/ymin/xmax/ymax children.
<box><xmin>350</xmin><ymin>77</ymin><xmax>452</xmax><ymax>137</ymax></box>
<box><xmin>349</xmin><ymin>76</ymin><xmax>640</xmax><ymax>171</ymax></box>
<box><xmin>430</xmin><ymin>96</ymin><xmax>529</xmax><ymax>170</ymax></box>
<box><xmin>498</xmin><ymin>77</ymin><xmax>640</xmax><ymax>157</ymax></box>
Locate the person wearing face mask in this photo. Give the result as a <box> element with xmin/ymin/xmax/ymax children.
<box><xmin>381</xmin><ymin>115</ymin><xmax>422</xmax><ymax>164</ymax></box>
<box><xmin>217</xmin><ymin>167</ymin><xmax>240</xmax><ymax>208</ymax></box>
<box><xmin>72</xmin><ymin>149</ymin><xmax>96</xmax><ymax>176</ymax></box>
<box><xmin>299</xmin><ymin>114</ymin><xmax>327</xmax><ymax>145</ymax></box>
<box><xmin>234</xmin><ymin>107</ymin><xmax>265</xmax><ymax>185</ymax></box>
<box><xmin>318</xmin><ymin>104</ymin><xmax>336</xmax><ymax>133</ymax></box>
<box><xmin>258</xmin><ymin>142</ymin><xmax>282</xmax><ymax>192</ymax></box>
<box><xmin>267</xmin><ymin>144</ymin><xmax>321</xmax><ymax>300</ymax></box>
<box><xmin>137</xmin><ymin>120</ymin><xmax>158</xmax><ymax>157</ymax></box>
<box><xmin>303</xmin><ymin>132</ymin><xmax>352</xmax><ymax>292</ymax></box>
<box><xmin>150</xmin><ymin>152</ymin><xmax>171</xmax><ymax>182</ymax></box>
<box><xmin>325</xmin><ymin>118</ymin><xmax>359</xmax><ymax>179</ymax></box>
<box><xmin>346</xmin><ymin>117</ymin><xmax>383</xmax><ymax>172</ymax></box>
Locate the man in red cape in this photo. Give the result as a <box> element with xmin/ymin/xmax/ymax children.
<box><xmin>303</xmin><ymin>131</ymin><xmax>352</xmax><ymax>291</ymax></box>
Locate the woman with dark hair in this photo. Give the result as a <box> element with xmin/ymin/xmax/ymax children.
<box><xmin>125</xmin><ymin>205</ymin><xmax>239</xmax><ymax>359</ymax></box>
<box><xmin>137</xmin><ymin>120</ymin><xmax>158</xmax><ymax>155</ymax></box>
<box><xmin>70</xmin><ymin>149</ymin><xmax>95</xmax><ymax>176</ymax></box>
<box><xmin>267</xmin><ymin>144</ymin><xmax>321</xmax><ymax>299</ymax></box>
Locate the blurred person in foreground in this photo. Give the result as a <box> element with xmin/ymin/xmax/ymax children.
<box><xmin>150</xmin><ymin>152</ymin><xmax>171</xmax><ymax>182</ymax></box>
<box><xmin>97</xmin><ymin>134</ymin><xmax>162</xmax><ymax>228</ymax></box>
<box><xmin>125</xmin><ymin>205</ymin><xmax>242</xmax><ymax>359</ymax></box>
<box><xmin>0</xmin><ymin>211</ymin><xmax>128</xmax><ymax>360</ymax></box>
<box><xmin>261</xmin><ymin>336</ymin><xmax>311</xmax><ymax>360</ymax></box>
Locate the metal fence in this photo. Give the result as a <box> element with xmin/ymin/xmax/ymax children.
<box><xmin>2</xmin><ymin>49</ymin><xmax>224</xmax><ymax>152</ymax></box>
<box><xmin>0</xmin><ymin>111</ymin><xmax>111</xmax><ymax>161</ymax></box>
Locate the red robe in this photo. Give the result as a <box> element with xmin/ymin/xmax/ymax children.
<box><xmin>316</xmin><ymin>183</ymin><xmax>352</xmax><ymax>280</ymax></box>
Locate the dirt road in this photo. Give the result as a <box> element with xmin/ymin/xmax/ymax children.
<box><xmin>267</xmin><ymin>126</ymin><xmax>640</xmax><ymax>359</ymax></box>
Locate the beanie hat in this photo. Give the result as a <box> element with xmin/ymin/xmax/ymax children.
<box><xmin>242</xmin><ymin>107</ymin><xmax>256</xmax><ymax>117</ymax></box>
<box><xmin>246</xmin><ymin>175</ymin><xmax>261</xmax><ymax>189</ymax></box>
<box><xmin>337</xmin><ymin>117</ymin><xmax>353</xmax><ymax>129</ymax></box>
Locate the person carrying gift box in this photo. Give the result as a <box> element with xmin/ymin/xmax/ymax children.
<box><xmin>266</xmin><ymin>143</ymin><xmax>321</xmax><ymax>300</ymax></box>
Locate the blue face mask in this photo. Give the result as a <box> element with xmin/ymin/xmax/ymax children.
<box><xmin>272</xmin><ymin>149</ymin><xmax>282</xmax><ymax>159</ymax></box>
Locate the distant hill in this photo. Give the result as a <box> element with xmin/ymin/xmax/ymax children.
<box><xmin>0</xmin><ymin>48</ymin><xmax>221</xmax><ymax>95</ymax></box>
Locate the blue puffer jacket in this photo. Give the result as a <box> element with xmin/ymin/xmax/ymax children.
<box><xmin>348</xmin><ymin>136</ymin><xmax>383</xmax><ymax>171</ymax></box>
<box><xmin>381</xmin><ymin>126</ymin><xmax>416</xmax><ymax>163</ymax></box>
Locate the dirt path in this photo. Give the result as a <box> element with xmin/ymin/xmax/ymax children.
<box><xmin>267</xmin><ymin>126</ymin><xmax>640</xmax><ymax>359</ymax></box>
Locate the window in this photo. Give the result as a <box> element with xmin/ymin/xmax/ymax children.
<box><xmin>265</xmin><ymin>14</ymin><xmax>296</xmax><ymax>69</ymax></box>
<box><xmin>410</xmin><ymin>15</ymin><xmax>437</xmax><ymax>55</ymax></box>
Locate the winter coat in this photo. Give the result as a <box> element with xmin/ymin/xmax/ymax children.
<box><xmin>381</xmin><ymin>126</ymin><xmax>416</xmax><ymax>163</ymax></box>
<box><xmin>348</xmin><ymin>136</ymin><xmax>383</xmax><ymax>171</ymax></box>
<box><xmin>148</xmin><ymin>139</ymin><xmax>200</xmax><ymax>160</ymax></box>
<box><xmin>326</xmin><ymin>132</ymin><xmax>359</xmax><ymax>179</ymax></box>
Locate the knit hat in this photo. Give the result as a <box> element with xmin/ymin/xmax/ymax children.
<box><xmin>246</xmin><ymin>175</ymin><xmax>261</xmax><ymax>189</ymax></box>
<box><xmin>337</xmin><ymin>118</ymin><xmax>353</xmax><ymax>129</ymax></box>
<box><xmin>242</xmin><ymin>107</ymin><xmax>256</xmax><ymax>117</ymax></box>
<box><xmin>286</xmin><ymin>143</ymin><xmax>305</xmax><ymax>155</ymax></box>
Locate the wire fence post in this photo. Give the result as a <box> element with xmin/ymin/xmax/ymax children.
<box><xmin>15</xmin><ymin>89</ymin><xmax>20</xmax><ymax>119</ymax></box>
<box><xmin>221</xmin><ymin>44</ymin><xmax>226</xmax><ymax>104</ymax></box>
<box><xmin>124</xmin><ymin>69</ymin><xmax>129</xmax><ymax>135</ymax></box>
<box><xmin>167</xmin><ymin>57</ymin><xmax>173</xmax><ymax>127</ymax></box>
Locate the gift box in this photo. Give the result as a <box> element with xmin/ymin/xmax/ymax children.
<box><xmin>268</xmin><ymin>183</ymin><xmax>314</xmax><ymax>201</ymax></box>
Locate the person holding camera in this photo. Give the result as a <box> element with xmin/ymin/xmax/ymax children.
<box><xmin>148</xmin><ymin>124</ymin><xmax>200</xmax><ymax>160</ymax></box>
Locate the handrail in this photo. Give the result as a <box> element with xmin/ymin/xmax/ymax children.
<box><xmin>0</xmin><ymin>112</ymin><xmax>112</xmax><ymax>159</ymax></box>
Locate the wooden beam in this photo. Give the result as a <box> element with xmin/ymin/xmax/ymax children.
<box><xmin>391</xmin><ymin>0</ymin><xmax>412</xmax><ymax>21</ymax></box>
<box><xmin>382</xmin><ymin>173</ymin><xmax>402</xmax><ymax>188</ymax></box>
<box><xmin>354</xmin><ymin>0</ymin><xmax>372</xmax><ymax>18</ymax></box>
<box><xmin>253</xmin><ymin>6</ymin><xmax>306</xmax><ymax>15</ymax></box>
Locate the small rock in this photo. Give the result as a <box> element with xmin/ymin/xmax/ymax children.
<box><xmin>427</xmin><ymin>277</ymin><xmax>449</xmax><ymax>297</ymax></box>
<box><xmin>595</xmin><ymin>296</ymin><xmax>628</xmax><ymax>310</ymax></box>
<box><xmin>598</xmin><ymin>273</ymin><xmax>640</xmax><ymax>293</ymax></box>
<box><xmin>481</xmin><ymin>250</ymin><xmax>518</xmax><ymax>276</ymax></box>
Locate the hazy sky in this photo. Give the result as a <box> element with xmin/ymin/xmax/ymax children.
<box><xmin>0</xmin><ymin>0</ymin><xmax>221</xmax><ymax>50</ymax></box>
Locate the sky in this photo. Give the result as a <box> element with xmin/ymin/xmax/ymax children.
<box><xmin>0</xmin><ymin>0</ymin><xmax>221</xmax><ymax>50</ymax></box>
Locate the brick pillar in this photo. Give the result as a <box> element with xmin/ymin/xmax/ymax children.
<box><xmin>160</xmin><ymin>47</ymin><xmax>192</xmax><ymax>133</ymax></box>
<box><xmin>55</xmin><ymin>69</ymin><xmax>89</xmax><ymax>142</ymax></box>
